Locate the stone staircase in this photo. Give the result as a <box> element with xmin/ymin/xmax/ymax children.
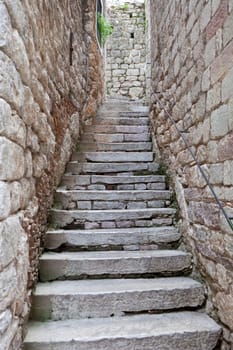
<box><xmin>24</xmin><ymin>100</ymin><xmax>221</xmax><ymax>350</ymax></box>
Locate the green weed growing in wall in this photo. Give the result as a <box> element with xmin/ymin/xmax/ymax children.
<box><xmin>97</xmin><ymin>13</ymin><xmax>113</xmax><ymax>47</ymax></box>
<box><xmin>121</xmin><ymin>3</ymin><xmax>129</xmax><ymax>11</ymax></box>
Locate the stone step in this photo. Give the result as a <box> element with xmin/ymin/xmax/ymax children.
<box><xmin>49</xmin><ymin>207</ymin><xmax>176</xmax><ymax>229</ymax></box>
<box><xmin>119</xmin><ymin>111</ymin><xmax>149</xmax><ymax>117</ymax></box>
<box><xmin>84</xmin><ymin>125</ymin><xmax>149</xmax><ymax>135</ymax></box>
<box><xmin>45</xmin><ymin>226</ymin><xmax>181</xmax><ymax>250</ymax></box>
<box><xmin>60</xmin><ymin>174</ymin><xmax>166</xmax><ymax>190</ymax></box>
<box><xmin>30</xmin><ymin>277</ymin><xmax>205</xmax><ymax>321</ymax></box>
<box><xmin>97</xmin><ymin>102</ymin><xmax>149</xmax><ymax>117</ymax></box>
<box><xmin>93</xmin><ymin>116</ymin><xmax>149</xmax><ymax>125</ymax></box>
<box><xmin>54</xmin><ymin>190</ymin><xmax>171</xmax><ymax>210</ymax></box>
<box><xmin>78</xmin><ymin>141</ymin><xmax>152</xmax><ymax>152</ymax></box>
<box><xmin>39</xmin><ymin>250</ymin><xmax>192</xmax><ymax>281</ymax></box>
<box><xmin>97</xmin><ymin>106</ymin><xmax>149</xmax><ymax>118</ymax></box>
<box><xmin>66</xmin><ymin>161</ymin><xmax>158</xmax><ymax>175</ymax></box>
<box><xmin>24</xmin><ymin>312</ymin><xmax>221</xmax><ymax>350</ymax></box>
<box><xmin>82</xmin><ymin>132</ymin><xmax>151</xmax><ymax>143</ymax></box>
<box><xmin>72</xmin><ymin>151</ymin><xmax>154</xmax><ymax>163</ymax></box>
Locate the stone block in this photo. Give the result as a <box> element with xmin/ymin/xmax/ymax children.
<box><xmin>129</xmin><ymin>87</ymin><xmax>143</xmax><ymax>98</ymax></box>
<box><xmin>202</xmin><ymin>67</ymin><xmax>210</xmax><ymax>92</ymax></box>
<box><xmin>0</xmin><ymin>310</ymin><xmax>12</xmax><ymax>335</ymax></box>
<box><xmin>215</xmin><ymin>292</ymin><xmax>233</xmax><ymax>330</ymax></box>
<box><xmin>0</xmin><ymin>99</ymin><xmax>26</xmax><ymax>148</ymax></box>
<box><xmin>222</xmin><ymin>66</ymin><xmax>233</xmax><ymax>102</ymax></box>
<box><xmin>7</xmin><ymin>29</ymin><xmax>31</xmax><ymax>84</ymax></box>
<box><xmin>200</xmin><ymin>1</ymin><xmax>212</xmax><ymax>31</ymax></box>
<box><xmin>0</xmin><ymin>3</ymin><xmax>11</xmax><ymax>48</ymax></box>
<box><xmin>0</xmin><ymin>263</ymin><xmax>17</xmax><ymax>311</ymax></box>
<box><xmin>204</xmin><ymin>36</ymin><xmax>216</xmax><ymax>67</ymax></box>
<box><xmin>212</xmin><ymin>0</ymin><xmax>221</xmax><ymax>15</ymax></box>
<box><xmin>223</xmin><ymin>10</ymin><xmax>233</xmax><ymax>46</ymax></box>
<box><xmin>0</xmin><ymin>182</ymin><xmax>11</xmax><ymax>220</ymax></box>
<box><xmin>112</xmin><ymin>69</ymin><xmax>126</xmax><ymax>77</ymax></box>
<box><xmin>206</xmin><ymin>83</ymin><xmax>221</xmax><ymax>111</ymax></box>
<box><xmin>209</xmin><ymin>163</ymin><xmax>224</xmax><ymax>184</ymax></box>
<box><xmin>230</xmin><ymin>0</ymin><xmax>233</xmax><ymax>12</ymax></box>
<box><xmin>207</xmin><ymin>140</ymin><xmax>219</xmax><ymax>162</ymax></box>
<box><xmin>127</xmin><ymin>69</ymin><xmax>139</xmax><ymax>76</ymax></box>
<box><xmin>78</xmin><ymin>201</ymin><xmax>91</xmax><ymax>210</ymax></box>
<box><xmin>9</xmin><ymin>181</ymin><xmax>21</xmax><ymax>214</ymax></box>
<box><xmin>0</xmin><ymin>51</ymin><xmax>24</xmax><ymax>111</ymax></box>
<box><xmin>135</xmin><ymin>184</ymin><xmax>146</xmax><ymax>190</ymax></box>
<box><xmin>211</xmin><ymin>39</ymin><xmax>233</xmax><ymax>84</ymax></box>
<box><xmin>206</xmin><ymin>0</ymin><xmax>228</xmax><ymax>40</ymax></box>
<box><xmin>223</xmin><ymin>160</ymin><xmax>233</xmax><ymax>185</ymax></box>
<box><xmin>33</xmin><ymin>154</ymin><xmax>47</xmax><ymax>178</ymax></box>
<box><xmin>190</xmin><ymin>21</ymin><xmax>200</xmax><ymax>47</ymax></box>
<box><xmin>186</xmin><ymin>12</ymin><xmax>196</xmax><ymax>34</ymax></box>
<box><xmin>210</xmin><ymin>104</ymin><xmax>229</xmax><ymax>138</ymax></box>
<box><xmin>0</xmin><ymin>137</ymin><xmax>25</xmax><ymax>181</ymax></box>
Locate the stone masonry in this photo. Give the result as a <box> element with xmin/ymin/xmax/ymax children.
<box><xmin>106</xmin><ymin>0</ymin><xmax>146</xmax><ymax>100</ymax></box>
<box><xmin>0</xmin><ymin>1</ymin><xmax>104</xmax><ymax>348</ymax></box>
<box><xmin>148</xmin><ymin>0</ymin><xmax>233</xmax><ymax>348</ymax></box>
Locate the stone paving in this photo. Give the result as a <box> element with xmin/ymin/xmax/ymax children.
<box><xmin>24</xmin><ymin>100</ymin><xmax>221</xmax><ymax>349</ymax></box>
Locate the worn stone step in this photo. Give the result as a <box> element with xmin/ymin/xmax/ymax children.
<box><xmin>118</xmin><ymin>111</ymin><xmax>149</xmax><ymax>117</ymax></box>
<box><xmin>72</xmin><ymin>151</ymin><xmax>154</xmax><ymax>163</ymax></box>
<box><xmin>77</xmin><ymin>142</ymin><xmax>152</xmax><ymax>152</ymax></box>
<box><xmin>84</xmin><ymin>125</ymin><xmax>149</xmax><ymax>135</ymax></box>
<box><xmin>39</xmin><ymin>250</ymin><xmax>192</xmax><ymax>281</ymax></box>
<box><xmin>97</xmin><ymin>101</ymin><xmax>149</xmax><ymax>115</ymax></box>
<box><xmin>24</xmin><ymin>311</ymin><xmax>221</xmax><ymax>350</ymax></box>
<box><xmin>93</xmin><ymin>116</ymin><xmax>149</xmax><ymax>126</ymax></box>
<box><xmin>31</xmin><ymin>277</ymin><xmax>205</xmax><ymax>321</ymax></box>
<box><xmin>54</xmin><ymin>189</ymin><xmax>171</xmax><ymax>210</ymax></box>
<box><xmin>49</xmin><ymin>207</ymin><xmax>176</xmax><ymax>229</ymax></box>
<box><xmin>45</xmin><ymin>226</ymin><xmax>181</xmax><ymax>250</ymax></box>
<box><xmin>60</xmin><ymin>174</ymin><xmax>166</xmax><ymax>190</ymax></box>
<box><xmin>82</xmin><ymin>132</ymin><xmax>151</xmax><ymax>143</ymax></box>
<box><xmin>66</xmin><ymin>161</ymin><xmax>158</xmax><ymax>175</ymax></box>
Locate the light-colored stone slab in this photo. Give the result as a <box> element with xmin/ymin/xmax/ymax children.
<box><xmin>45</xmin><ymin>226</ymin><xmax>181</xmax><ymax>250</ymax></box>
<box><xmin>61</xmin><ymin>174</ymin><xmax>165</xmax><ymax>190</ymax></box>
<box><xmin>31</xmin><ymin>277</ymin><xmax>205</xmax><ymax>320</ymax></box>
<box><xmin>94</xmin><ymin>116</ymin><xmax>149</xmax><ymax>125</ymax></box>
<box><xmin>39</xmin><ymin>250</ymin><xmax>191</xmax><ymax>281</ymax></box>
<box><xmin>72</xmin><ymin>151</ymin><xmax>153</xmax><ymax>163</ymax></box>
<box><xmin>91</xmin><ymin>174</ymin><xmax>165</xmax><ymax>184</ymax></box>
<box><xmin>66</xmin><ymin>162</ymin><xmax>159</xmax><ymax>174</ymax></box>
<box><xmin>24</xmin><ymin>312</ymin><xmax>221</xmax><ymax>350</ymax></box>
<box><xmin>84</xmin><ymin>125</ymin><xmax>149</xmax><ymax>134</ymax></box>
<box><xmin>55</xmin><ymin>189</ymin><xmax>171</xmax><ymax>202</ymax></box>
<box><xmin>49</xmin><ymin>208</ymin><xmax>176</xmax><ymax>228</ymax></box>
<box><xmin>78</xmin><ymin>142</ymin><xmax>152</xmax><ymax>152</ymax></box>
<box><xmin>82</xmin><ymin>133</ymin><xmax>151</xmax><ymax>143</ymax></box>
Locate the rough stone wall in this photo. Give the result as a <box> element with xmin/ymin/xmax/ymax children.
<box><xmin>0</xmin><ymin>1</ymin><xmax>104</xmax><ymax>348</ymax></box>
<box><xmin>106</xmin><ymin>0</ymin><xmax>146</xmax><ymax>100</ymax></box>
<box><xmin>149</xmin><ymin>0</ymin><xmax>233</xmax><ymax>347</ymax></box>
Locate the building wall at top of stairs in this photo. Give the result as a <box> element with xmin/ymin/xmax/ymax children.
<box><xmin>148</xmin><ymin>0</ymin><xmax>233</xmax><ymax>348</ymax></box>
<box><xmin>106</xmin><ymin>0</ymin><xmax>147</xmax><ymax>101</ymax></box>
<box><xmin>0</xmin><ymin>1</ymin><xmax>104</xmax><ymax>348</ymax></box>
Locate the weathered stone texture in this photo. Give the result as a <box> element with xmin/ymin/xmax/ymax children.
<box><xmin>0</xmin><ymin>0</ymin><xmax>104</xmax><ymax>348</ymax></box>
<box><xmin>106</xmin><ymin>0</ymin><xmax>146</xmax><ymax>100</ymax></box>
<box><xmin>149</xmin><ymin>0</ymin><xmax>233</xmax><ymax>347</ymax></box>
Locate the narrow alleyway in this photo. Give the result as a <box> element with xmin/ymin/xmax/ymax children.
<box><xmin>24</xmin><ymin>99</ymin><xmax>221</xmax><ymax>349</ymax></box>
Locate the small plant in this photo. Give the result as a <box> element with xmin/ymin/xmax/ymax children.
<box><xmin>97</xmin><ymin>13</ymin><xmax>113</xmax><ymax>47</ymax></box>
<box><xmin>121</xmin><ymin>3</ymin><xmax>129</xmax><ymax>11</ymax></box>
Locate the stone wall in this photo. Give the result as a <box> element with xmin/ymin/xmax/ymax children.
<box><xmin>106</xmin><ymin>0</ymin><xmax>146</xmax><ymax>100</ymax></box>
<box><xmin>149</xmin><ymin>0</ymin><xmax>233</xmax><ymax>347</ymax></box>
<box><xmin>0</xmin><ymin>0</ymin><xmax>104</xmax><ymax>348</ymax></box>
